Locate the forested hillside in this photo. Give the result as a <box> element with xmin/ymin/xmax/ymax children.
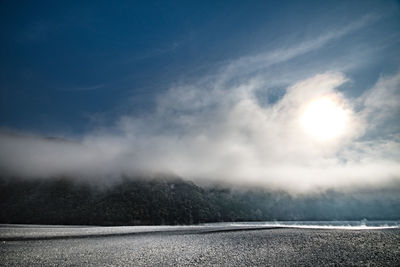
<box><xmin>0</xmin><ymin>177</ymin><xmax>399</xmax><ymax>225</ymax></box>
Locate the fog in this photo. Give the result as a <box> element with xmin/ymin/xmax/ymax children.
<box><xmin>1</xmin><ymin>21</ymin><xmax>399</xmax><ymax>194</ymax></box>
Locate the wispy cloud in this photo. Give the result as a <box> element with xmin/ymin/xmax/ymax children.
<box><xmin>218</xmin><ymin>14</ymin><xmax>379</xmax><ymax>83</ymax></box>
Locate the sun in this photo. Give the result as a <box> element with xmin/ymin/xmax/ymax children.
<box><xmin>301</xmin><ymin>97</ymin><xmax>347</xmax><ymax>141</ymax></box>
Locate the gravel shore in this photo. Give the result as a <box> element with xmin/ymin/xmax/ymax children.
<box><xmin>1</xmin><ymin>226</ymin><xmax>399</xmax><ymax>266</ymax></box>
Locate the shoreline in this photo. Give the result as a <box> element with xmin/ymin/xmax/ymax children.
<box><xmin>1</xmin><ymin>222</ymin><xmax>399</xmax><ymax>241</ymax></box>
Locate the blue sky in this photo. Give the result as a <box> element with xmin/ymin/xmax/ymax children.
<box><xmin>1</xmin><ymin>0</ymin><xmax>399</xmax><ymax>134</ymax></box>
<box><xmin>0</xmin><ymin>1</ymin><xmax>400</xmax><ymax>192</ymax></box>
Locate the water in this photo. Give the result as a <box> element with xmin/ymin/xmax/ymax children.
<box><xmin>222</xmin><ymin>220</ymin><xmax>400</xmax><ymax>230</ymax></box>
<box><xmin>0</xmin><ymin>220</ymin><xmax>399</xmax><ymax>241</ymax></box>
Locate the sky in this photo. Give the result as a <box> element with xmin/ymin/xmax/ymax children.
<box><xmin>0</xmin><ymin>0</ymin><xmax>400</xmax><ymax>193</ymax></box>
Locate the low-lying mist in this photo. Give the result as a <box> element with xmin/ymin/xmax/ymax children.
<box><xmin>1</xmin><ymin>71</ymin><xmax>399</xmax><ymax>194</ymax></box>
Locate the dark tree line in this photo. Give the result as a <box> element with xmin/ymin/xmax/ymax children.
<box><xmin>0</xmin><ymin>176</ymin><xmax>399</xmax><ymax>225</ymax></box>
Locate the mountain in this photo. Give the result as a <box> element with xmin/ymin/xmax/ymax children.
<box><xmin>1</xmin><ymin>176</ymin><xmax>399</xmax><ymax>225</ymax></box>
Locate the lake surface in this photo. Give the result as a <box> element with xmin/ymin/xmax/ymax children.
<box><xmin>1</xmin><ymin>222</ymin><xmax>399</xmax><ymax>266</ymax></box>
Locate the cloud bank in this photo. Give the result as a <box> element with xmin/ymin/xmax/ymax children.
<box><xmin>1</xmin><ymin>19</ymin><xmax>399</xmax><ymax>193</ymax></box>
<box><xmin>1</xmin><ymin>68</ymin><xmax>399</xmax><ymax>193</ymax></box>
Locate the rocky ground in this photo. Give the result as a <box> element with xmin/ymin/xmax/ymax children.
<box><xmin>1</xmin><ymin>226</ymin><xmax>399</xmax><ymax>266</ymax></box>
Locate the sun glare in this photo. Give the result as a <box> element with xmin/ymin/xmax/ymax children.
<box><xmin>301</xmin><ymin>97</ymin><xmax>347</xmax><ymax>141</ymax></box>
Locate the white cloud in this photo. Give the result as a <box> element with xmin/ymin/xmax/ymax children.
<box><xmin>359</xmin><ymin>71</ymin><xmax>400</xmax><ymax>129</ymax></box>
<box><xmin>1</xmin><ymin>69</ymin><xmax>399</xmax><ymax>193</ymax></box>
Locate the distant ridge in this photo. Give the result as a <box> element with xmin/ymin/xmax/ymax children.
<box><xmin>1</xmin><ymin>176</ymin><xmax>399</xmax><ymax>226</ymax></box>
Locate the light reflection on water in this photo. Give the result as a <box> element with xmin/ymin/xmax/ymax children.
<box><xmin>219</xmin><ymin>220</ymin><xmax>400</xmax><ymax>230</ymax></box>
